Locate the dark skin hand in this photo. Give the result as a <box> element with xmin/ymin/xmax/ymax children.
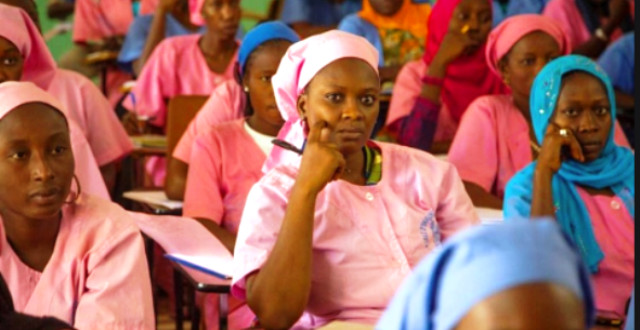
<box><xmin>572</xmin><ymin>0</ymin><xmax>630</xmax><ymax>58</ymax></box>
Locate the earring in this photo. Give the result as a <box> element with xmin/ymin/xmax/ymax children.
<box><xmin>64</xmin><ymin>174</ymin><xmax>82</xmax><ymax>204</ymax></box>
<box><xmin>243</xmin><ymin>86</ymin><xmax>249</xmax><ymax>92</ymax></box>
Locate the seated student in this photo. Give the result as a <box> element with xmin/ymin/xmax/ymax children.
<box><xmin>0</xmin><ymin>3</ymin><xmax>134</xmax><ymax>196</ymax></box>
<box><xmin>385</xmin><ymin>0</ymin><xmax>507</xmax><ymax>154</ymax></box>
<box><xmin>280</xmin><ymin>0</ymin><xmax>362</xmax><ymax>38</ymax></box>
<box><xmin>338</xmin><ymin>0</ymin><xmax>431</xmax><ymax>85</ymax></box>
<box><xmin>376</xmin><ymin>219</ymin><xmax>595</xmax><ymax>330</ymax></box>
<box><xmin>166</xmin><ymin>22</ymin><xmax>299</xmax><ymax>201</ymax></box>
<box><xmin>598</xmin><ymin>32</ymin><xmax>634</xmax><ymax>111</ymax></box>
<box><xmin>231</xmin><ymin>30</ymin><xmax>478</xmax><ymax>329</ymax></box>
<box><xmin>543</xmin><ymin>0</ymin><xmax>634</xmax><ymax>58</ymax></box>
<box><xmin>448</xmin><ymin>14</ymin><xmax>631</xmax><ymax>210</ymax></box>
<box><xmin>0</xmin><ymin>81</ymin><xmax>154</xmax><ymax>329</ymax></box>
<box><xmin>181</xmin><ymin>21</ymin><xmax>300</xmax><ymax>330</ymax></box>
<box><xmin>504</xmin><ymin>55</ymin><xmax>634</xmax><ymax>323</ymax></box>
<box><xmin>491</xmin><ymin>0</ymin><xmax>550</xmax><ymax>26</ymax></box>
<box><xmin>118</xmin><ymin>0</ymin><xmax>204</xmax><ymax>76</ymax></box>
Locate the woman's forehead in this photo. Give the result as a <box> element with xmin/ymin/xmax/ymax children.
<box><xmin>310</xmin><ymin>58</ymin><xmax>380</xmax><ymax>88</ymax></box>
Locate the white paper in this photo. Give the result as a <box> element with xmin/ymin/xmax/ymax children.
<box><xmin>476</xmin><ymin>207</ymin><xmax>504</xmax><ymax>225</ymax></box>
<box><xmin>131</xmin><ymin>212</ymin><xmax>233</xmax><ymax>277</ymax></box>
<box><xmin>123</xmin><ymin>190</ymin><xmax>183</xmax><ymax>210</ymax></box>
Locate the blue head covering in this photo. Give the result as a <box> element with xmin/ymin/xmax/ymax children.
<box><xmin>237</xmin><ymin>21</ymin><xmax>300</xmax><ymax>76</ymax></box>
<box><xmin>625</xmin><ymin>290</ymin><xmax>634</xmax><ymax>330</ymax></box>
<box><xmin>504</xmin><ymin>55</ymin><xmax>635</xmax><ymax>273</ymax></box>
<box><xmin>376</xmin><ymin>220</ymin><xmax>595</xmax><ymax>330</ymax></box>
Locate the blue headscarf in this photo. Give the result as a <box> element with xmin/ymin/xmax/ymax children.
<box><xmin>376</xmin><ymin>220</ymin><xmax>595</xmax><ymax>330</ymax></box>
<box><xmin>504</xmin><ymin>55</ymin><xmax>635</xmax><ymax>273</ymax></box>
<box><xmin>237</xmin><ymin>21</ymin><xmax>300</xmax><ymax>76</ymax></box>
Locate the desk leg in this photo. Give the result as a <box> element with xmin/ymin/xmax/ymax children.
<box><xmin>189</xmin><ymin>288</ymin><xmax>199</xmax><ymax>330</ymax></box>
<box><xmin>174</xmin><ymin>269</ymin><xmax>184</xmax><ymax>330</ymax></box>
<box><xmin>219</xmin><ymin>294</ymin><xmax>228</xmax><ymax>330</ymax></box>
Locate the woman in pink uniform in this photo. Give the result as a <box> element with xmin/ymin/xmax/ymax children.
<box><xmin>123</xmin><ymin>0</ymin><xmax>242</xmax><ymax>186</ymax></box>
<box><xmin>0</xmin><ymin>81</ymin><xmax>154</xmax><ymax>329</ymax></box>
<box><xmin>231</xmin><ymin>30</ymin><xmax>478</xmax><ymax>329</ymax></box>
<box><xmin>542</xmin><ymin>0</ymin><xmax>633</xmax><ymax>58</ymax></box>
<box><xmin>165</xmin><ymin>21</ymin><xmax>299</xmax><ymax>200</ymax></box>
<box><xmin>384</xmin><ymin>0</ymin><xmax>507</xmax><ymax>154</ymax></box>
<box><xmin>504</xmin><ymin>55</ymin><xmax>634</xmax><ymax>324</ymax></box>
<box><xmin>0</xmin><ymin>3</ymin><xmax>134</xmax><ymax>195</ymax></box>
<box><xmin>180</xmin><ymin>21</ymin><xmax>299</xmax><ymax>329</ymax></box>
<box><xmin>448</xmin><ymin>14</ymin><xmax>631</xmax><ymax>210</ymax></box>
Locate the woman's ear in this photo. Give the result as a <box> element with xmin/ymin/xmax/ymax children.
<box><xmin>297</xmin><ymin>93</ymin><xmax>308</xmax><ymax>119</ymax></box>
<box><xmin>498</xmin><ymin>57</ymin><xmax>511</xmax><ymax>86</ymax></box>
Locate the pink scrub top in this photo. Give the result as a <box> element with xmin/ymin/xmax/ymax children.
<box><xmin>183</xmin><ymin>119</ymin><xmax>265</xmax><ymax>234</ymax></box>
<box><xmin>0</xmin><ymin>194</ymin><xmax>154</xmax><ymax>329</ymax></box>
<box><xmin>448</xmin><ymin>95</ymin><xmax>631</xmax><ymax>199</ymax></box>
<box><xmin>232</xmin><ymin>142</ymin><xmax>479</xmax><ymax>328</ymax></box>
<box><xmin>576</xmin><ymin>187</ymin><xmax>634</xmax><ymax>318</ymax></box>
<box><xmin>542</xmin><ymin>0</ymin><xmax>625</xmax><ymax>51</ymax></box>
<box><xmin>49</xmin><ymin>69</ymin><xmax>134</xmax><ymax>166</ymax></box>
<box><xmin>173</xmin><ymin>80</ymin><xmax>245</xmax><ymax>163</ymax></box>
<box><xmin>72</xmin><ymin>0</ymin><xmax>134</xmax><ymax>42</ymax></box>
<box><xmin>387</xmin><ymin>59</ymin><xmax>459</xmax><ymax>142</ymax></box>
<box><xmin>123</xmin><ymin>34</ymin><xmax>238</xmax><ymax>129</ymax></box>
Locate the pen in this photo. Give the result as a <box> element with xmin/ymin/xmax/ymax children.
<box><xmin>271</xmin><ymin>139</ymin><xmax>303</xmax><ymax>155</ymax></box>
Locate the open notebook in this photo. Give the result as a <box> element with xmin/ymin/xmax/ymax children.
<box><xmin>132</xmin><ymin>212</ymin><xmax>233</xmax><ymax>279</ymax></box>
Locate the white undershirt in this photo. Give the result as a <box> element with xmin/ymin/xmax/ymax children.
<box><xmin>244</xmin><ymin>121</ymin><xmax>275</xmax><ymax>156</ymax></box>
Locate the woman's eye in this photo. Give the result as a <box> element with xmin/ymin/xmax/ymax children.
<box><xmin>1</xmin><ymin>57</ymin><xmax>18</xmax><ymax>66</ymax></box>
<box><xmin>260</xmin><ymin>75</ymin><xmax>271</xmax><ymax>82</ymax></box>
<box><xmin>562</xmin><ymin>108</ymin><xmax>579</xmax><ymax>117</ymax></box>
<box><xmin>521</xmin><ymin>58</ymin><xmax>535</xmax><ymax>66</ymax></box>
<box><xmin>594</xmin><ymin>106</ymin><xmax>610</xmax><ymax>116</ymax></box>
<box><xmin>360</xmin><ymin>95</ymin><xmax>376</xmax><ymax>106</ymax></box>
<box><xmin>52</xmin><ymin>146</ymin><xmax>67</xmax><ymax>155</ymax></box>
<box><xmin>457</xmin><ymin>12</ymin><xmax>469</xmax><ymax>21</ymax></box>
<box><xmin>9</xmin><ymin>151</ymin><xmax>27</xmax><ymax>160</ymax></box>
<box><xmin>325</xmin><ymin>93</ymin><xmax>343</xmax><ymax>103</ymax></box>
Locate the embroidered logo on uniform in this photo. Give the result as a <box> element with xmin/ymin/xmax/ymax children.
<box><xmin>419</xmin><ymin>210</ymin><xmax>441</xmax><ymax>248</ymax></box>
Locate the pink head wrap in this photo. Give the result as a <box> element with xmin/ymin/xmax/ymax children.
<box><xmin>485</xmin><ymin>14</ymin><xmax>572</xmax><ymax>76</ymax></box>
<box><xmin>189</xmin><ymin>0</ymin><xmax>205</xmax><ymax>25</ymax></box>
<box><xmin>0</xmin><ymin>4</ymin><xmax>57</xmax><ymax>89</ymax></box>
<box><xmin>0</xmin><ymin>81</ymin><xmax>67</xmax><ymax>123</ymax></box>
<box><xmin>262</xmin><ymin>30</ymin><xmax>379</xmax><ymax>173</ymax></box>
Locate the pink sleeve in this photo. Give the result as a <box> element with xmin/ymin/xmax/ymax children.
<box><xmin>447</xmin><ymin>97</ymin><xmax>498</xmax><ymax>192</ymax></box>
<box><xmin>231</xmin><ymin>174</ymin><xmax>289</xmax><ymax>299</ymax></box>
<box><xmin>73</xmin><ymin>218</ymin><xmax>155</xmax><ymax>329</ymax></box>
<box><xmin>69</xmin><ymin>123</ymin><xmax>111</xmax><ymax>200</ymax></box>
<box><xmin>435</xmin><ymin>161</ymin><xmax>480</xmax><ymax>241</ymax></box>
<box><xmin>173</xmin><ymin>82</ymin><xmax>245</xmax><ymax>163</ymax></box>
<box><xmin>123</xmin><ymin>39</ymin><xmax>175</xmax><ymax>129</ymax></box>
<box><xmin>77</xmin><ymin>75</ymin><xmax>134</xmax><ymax>165</ymax></box>
<box><xmin>72</xmin><ymin>0</ymin><xmax>133</xmax><ymax>42</ymax></box>
<box><xmin>386</xmin><ymin>60</ymin><xmax>424</xmax><ymax>126</ymax></box>
<box><xmin>183</xmin><ymin>134</ymin><xmax>225</xmax><ymax>224</ymax></box>
<box><xmin>613</xmin><ymin>120</ymin><xmax>631</xmax><ymax>149</ymax></box>
<box><xmin>542</xmin><ymin>0</ymin><xmax>589</xmax><ymax>50</ymax></box>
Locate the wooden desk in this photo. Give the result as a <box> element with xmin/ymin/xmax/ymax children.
<box><xmin>169</xmin><ymin>259</ymin><xmax>231</xmax><ymax>330</ymax></box>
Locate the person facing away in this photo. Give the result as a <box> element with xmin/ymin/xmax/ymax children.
<box><xmin>504</xmin><ymin>55</ymin><xmax>634</xmax><ymax>322</ymax></box>
<box><xmin>231</xmin><ymin>30</ymin><xmax>478</xmax><ymax>329</ymax></box>
<box><xmin>0</xmin><ymin>81</ymin><xmax>154</xmax><ymax>329</ymax></box>
<box><xmin>376</xmin><ymin>219</ymin><xmax>595</xmax><ymax>330</ymax></box>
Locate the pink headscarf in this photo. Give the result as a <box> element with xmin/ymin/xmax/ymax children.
<box><xmin>0</xmin><ymin>81</ymin><xmax>66</xmax><ymax>122</ymax></box>
<box><xmin>262</xmin><ymin>30</ymin><xmax>379</xmax><ymax>173</ymax></box>
<box><xmin>189</xmin><ymin>0</ymin><xmax>205</xmax><ymax>25</ymax></box>
<box><xmin>0</xmin><ymin>4</ymin><xmax>57</xmax><ymax>89</ymax></box>
<box><xmin>422</xmin><ymin>0</ymin><xmax>506</xmax><ymax>123</ymax></box>
<box><xmin>485</xmin><ymin>14</ymin><xmax>572</xmax><ymax>77</ymax></box>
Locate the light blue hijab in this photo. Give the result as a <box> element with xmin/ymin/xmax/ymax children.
<box><xmin>504</xmin><ymin>55</ymin><xmax>634</xmax><ymax>273</ymax></box>
<box><xmin>376</xmin><ymin>220</ymin><xmax>595</xmax><ymax>330</ymax></box>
